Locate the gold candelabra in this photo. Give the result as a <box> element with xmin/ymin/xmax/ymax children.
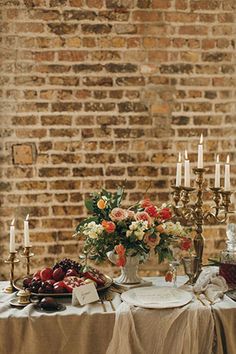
<box><xmin>21</xmin><ymin>246</ymin><xmax>34</xmax><ymax>276</ymax></box>
<box><xmin>4</xmin><ymin>252</ymin><xmax>20</xmax><ymax>293</ymax></box>
<box><xmin>171</xmin><ymin>167</ymin><xmax>232</xmax><ymax>275</ymax></box>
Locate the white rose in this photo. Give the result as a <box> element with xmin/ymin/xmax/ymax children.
<box><xmin>135</xmin><ymin>230</ymin><xmax>144</xmax><ymax>240</ymax></box>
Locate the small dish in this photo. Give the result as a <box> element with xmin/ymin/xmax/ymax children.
<box><xmin>9</xmin><ymin>298</ymin><xmax>30</xmax><ymax>308</ymax></box>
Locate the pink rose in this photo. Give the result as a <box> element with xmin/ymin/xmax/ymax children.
<box><xmin>135</xmin><ymin>211</ymin><xmax>152</xmax><ymax>226</ymax></box>
<box><xmin>144</xmin><ymin>233</ymin><xmax>160</xmax><ymax>248</ymax></box>
<box><xmin>127</xmin><ymin>210</ymin><xmax>135</xmax><ymax>220</ymax></box>
<box><xmin>110</xmin><ymin>208</ymin><xmax>127</xmax><ymax>222</ymax></box>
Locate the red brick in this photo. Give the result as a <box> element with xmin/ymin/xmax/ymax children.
<box><xmin>0</xmin><ymin>0</ymin><xmax>235</xmax><ymax>280</ymax></box>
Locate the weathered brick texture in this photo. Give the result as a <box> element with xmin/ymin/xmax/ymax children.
<box><xmin>0</xmin><ymin>0</ymin><xmax>235</xmax><ymax>279</ymax></box>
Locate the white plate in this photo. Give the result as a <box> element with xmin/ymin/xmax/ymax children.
<box><xmin>121</xmin><ymin>286</ymin><xmax>193</xmax><ymax>309</ymax></box>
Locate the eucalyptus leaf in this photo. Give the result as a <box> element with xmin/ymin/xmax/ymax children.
<box><xmin>85</xmin><ymin>199</ymin><xmax>94</xmax><ymax>212</ymax></box>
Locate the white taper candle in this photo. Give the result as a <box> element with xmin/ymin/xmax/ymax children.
<box><xmin>197</xmin><ymin>134</ymin><xmax>203</xmax><ymax>168</ymax></box>
<box><xmin>176</xmin><ymin>152</ymin><xmax>182</xmax><ymax>187</ymax></box>
<box><xmin>214</xmin><ymin>155</ymin><xmax>221</xmax><ymax>188</ymax></box>
<box><xmin>10</xmin><ymin>219</ymin><xmax>15</xmax><ymax>253</ymax></box>
<box><xmin>24</xmin><ymin>214</ymin><xmax>30</xmax><ymax>247</ymax></box>
<box><xmin>224</xmin><ymin>155</ymin><xmax>231</xmax><ymax>191</ymax></box>
<box><xmin>184</xmin><ymin>150</ymin><xmax>190</xmax><ymax>187</ymax></box>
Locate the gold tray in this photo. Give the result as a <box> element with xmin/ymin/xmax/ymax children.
<box><xmin>14</xmin><ymin>274</ymin><xmax>113</xmax><ymax>297</ymax></box>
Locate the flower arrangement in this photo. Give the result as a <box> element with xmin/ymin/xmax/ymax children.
<box><xmin>74</xmin><ymin>187</ymin><xmax>192</xmax><ymax>266</ymax></box>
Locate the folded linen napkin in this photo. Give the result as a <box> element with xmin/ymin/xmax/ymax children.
<box><xmin>193</xmin><ymin>267</ymin><xmax>228</xmax><ymax>304</ymax></box>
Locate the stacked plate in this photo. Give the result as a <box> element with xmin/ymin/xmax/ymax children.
<box><xmin>121</xmin><ymin>286</ymin><xmax>193</xmax><ymax>309</ymax></box>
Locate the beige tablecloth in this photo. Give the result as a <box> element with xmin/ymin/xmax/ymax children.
<box><xmin>0</xmin><ymin>278</ymin><xmax>235</xmax><ymax>354</ymax></box>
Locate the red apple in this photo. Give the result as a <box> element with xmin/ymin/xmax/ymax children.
<box><xmin>40</xmin><ymin>267</ymin><xmax>53</xmax><ymax>282</ymax></box>
<box><xmin>53</xmin><ymin>267</ymin><xmax>65</xmax><ymax>281</ymax></box>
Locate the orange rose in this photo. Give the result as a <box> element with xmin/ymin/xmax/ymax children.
<box><xmin>115</xmin><ymin>244</ymin><xmax>126</xmax><ymax>256</ymax></box>
<box><xmin>97</xmin><ymin>199</ymin><xmax>107</xmax><ymax>209</ymax></box>
<box><xmin>116</xmin><ymin>255</ymin><xmax>126</xmax><ymax>267</ymax></box>
<box><xmin>101</xmin><ymin>220</ymin><xmax>116</xmax><ymax>234</ymax></box>
<box><xmin>156</xmin><ymin>224</ymin><xmax>165</xmax><ymax>233</ymax></box>
<box><xmin>140</xmin><ymin>198</ymin><xmax>153</xmax><ymax>208</ymax></box>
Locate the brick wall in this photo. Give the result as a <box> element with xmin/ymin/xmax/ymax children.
<box><xmin>0</xmin><ymin>0</ymin><xmax>235</xmax><ymax>279</ymax></box>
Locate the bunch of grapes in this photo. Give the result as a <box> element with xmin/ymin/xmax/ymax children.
<box><xmin>53</xmin><ymin>258</ymin><xmax>82</xmax><ymax>274</ymax></box>
<box><xmin>26</xmin><ymin>278</ymin><xmax>41</xmax><ymax>293</ymax></box>
<box><xmin>24</xmin><ymin>278</ymin><xmax>55</xmax><ymax>294</ymax></box>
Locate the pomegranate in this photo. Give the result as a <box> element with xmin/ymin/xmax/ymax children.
<box><xmin>53</xmin><ymin>267</ymin><xmax>65</xmax><ymax>282</ymax></box>
<box><xmin>53</xmin><ymin>281</ymin><xmax>67</xmax><ymax>293</ymax></box>
<box><xmin>40</xmin><ymin>267</ymin><xmax>53</xmax><ymax>282</ymax></box>
<box><xmin>63</xmin><ymin>276</ymin><xmax>84</xmax><ymax>293</ymax></box>
<box><xmin>66</xmin><ymin>269</ymin><xmax>78</xmax><ymax>277</ymax></box>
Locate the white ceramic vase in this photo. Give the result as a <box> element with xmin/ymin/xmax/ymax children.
<box><xmin>107</xmin><ymin>251</ymin><xmax>143</xmax><ymax>284</ymax></box>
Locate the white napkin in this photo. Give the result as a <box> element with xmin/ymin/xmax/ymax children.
<box><xmin>193</xmin><ymin>267</ymin><xmax>228</xmax><ymax>304</ymax></box>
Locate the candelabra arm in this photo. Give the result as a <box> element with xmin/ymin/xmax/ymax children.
<box><xmin>171</xmin><ymin>185</ymin><xmax>184</xmax><ymax>218</ymax></box>
<box><xmin>221</xmin><ymin>191</ymin><xmax>232</xmax><ymax>214</ymax></box>
<box><xmin>180</xmin><ymin>187</ymin><xmax>195</xmax><ymax>222</ymax></box>
<box><xmin>204</xmin><ymin>189</ymin><xmax>232</xmax><ymax>224</ymax></box>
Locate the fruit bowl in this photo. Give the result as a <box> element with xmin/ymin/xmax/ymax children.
<box><xmin>14</xmin><ymin>274</ymin><xmax>113</xmax><ymax>297</ymax></box>
<box><xmin>13</xmin><ymin>258</ymin><xmax>113</xmax><ymax>297</ymax></box>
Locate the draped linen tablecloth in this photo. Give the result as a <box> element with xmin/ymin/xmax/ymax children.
<box><xmin>0</xmin><ymin>277</ymin><xmax>235</xmax><ymax>354</ymax></box>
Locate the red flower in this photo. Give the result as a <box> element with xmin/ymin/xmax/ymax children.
<box><xmin>165</xmin><ymin>271</ymin><xmax>173</xmax><ymax>282</ymax></box>
<box><xmin>102</xmin><ymin>220</ymin><xmax>116</xmax><ymax>233</ymax></box>
<box><xmin>115</xmin><ymin>244</ymin><xmax>126</xmax><ymax>256</ymax></box>
<box><xmin>145</xmin><ymin>205</ymin><xmax>159</xmax><ymax>218</ymax></box>
<box><xmin>180</xmin><ymin>237</ymin><xmax>192</xmax><ymax>251</ymax></box>
<box><xmin>160</xmin><ymin>208</ymin><xmax>172</xmax><ymax>220</ymax></box>
<box><xmin>140</xmin><ymin>198</ymin><xmax>153</xmax><ymax>209</ymax></box>
<box><xmin>116</xmin><ymin>255</ymin><xmax>126</xmax><ymax>267</ymax></box>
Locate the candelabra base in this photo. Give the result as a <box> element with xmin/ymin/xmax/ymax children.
<box><xmin>4</xmin><ymin>284</ymin><xmax>16</xmax><ymax>293</ymax></box>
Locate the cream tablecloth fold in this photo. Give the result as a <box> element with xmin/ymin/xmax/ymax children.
<box><xmin>1</xmin><ymin>278</ymin><xmax>235</xmax><ymax>354</ymax></box>
<box><xmin>0</xmin><ymin>286</ymin><xmax>119</xmax><ymax>354</ymax></box>
<box><xmin>212</xmin><ymin>297</ymin><xmax>236</xmax><ymax>354</ymax></box>
<box><xmin>106</xmin><ymin>299</ymin><xmax>214</xmax><ymax>354</ymax></box>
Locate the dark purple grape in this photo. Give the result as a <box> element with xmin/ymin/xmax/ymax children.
<box><xmin>23</xmin><ymin>277</ymin><xmax>32</xmax><ymax>288</ymax></box>
<box><xmin>53</xmin><ymin>258</ymin><xmax>82</xmax><ymax>274</ymax></box>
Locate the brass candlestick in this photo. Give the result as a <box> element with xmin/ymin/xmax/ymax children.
<box><xmin>4</xmin><ymin>252</ymin><xmax>20</xmax><ymax>293</ymax></box>
<box><xmin>171</xmin><ymin>168</ymin><xmax>232</xmax><ymax>277</ymax></box>
<box><xmin>21</xmin><ymin>246</ymin><xmax>34</xmax><ymax>276</ymax></box>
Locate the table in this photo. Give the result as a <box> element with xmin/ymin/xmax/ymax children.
<box><xmin>0</xmin><ymin>277</ymin><xmax>235</xmax><ymax>354</ymax></box>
